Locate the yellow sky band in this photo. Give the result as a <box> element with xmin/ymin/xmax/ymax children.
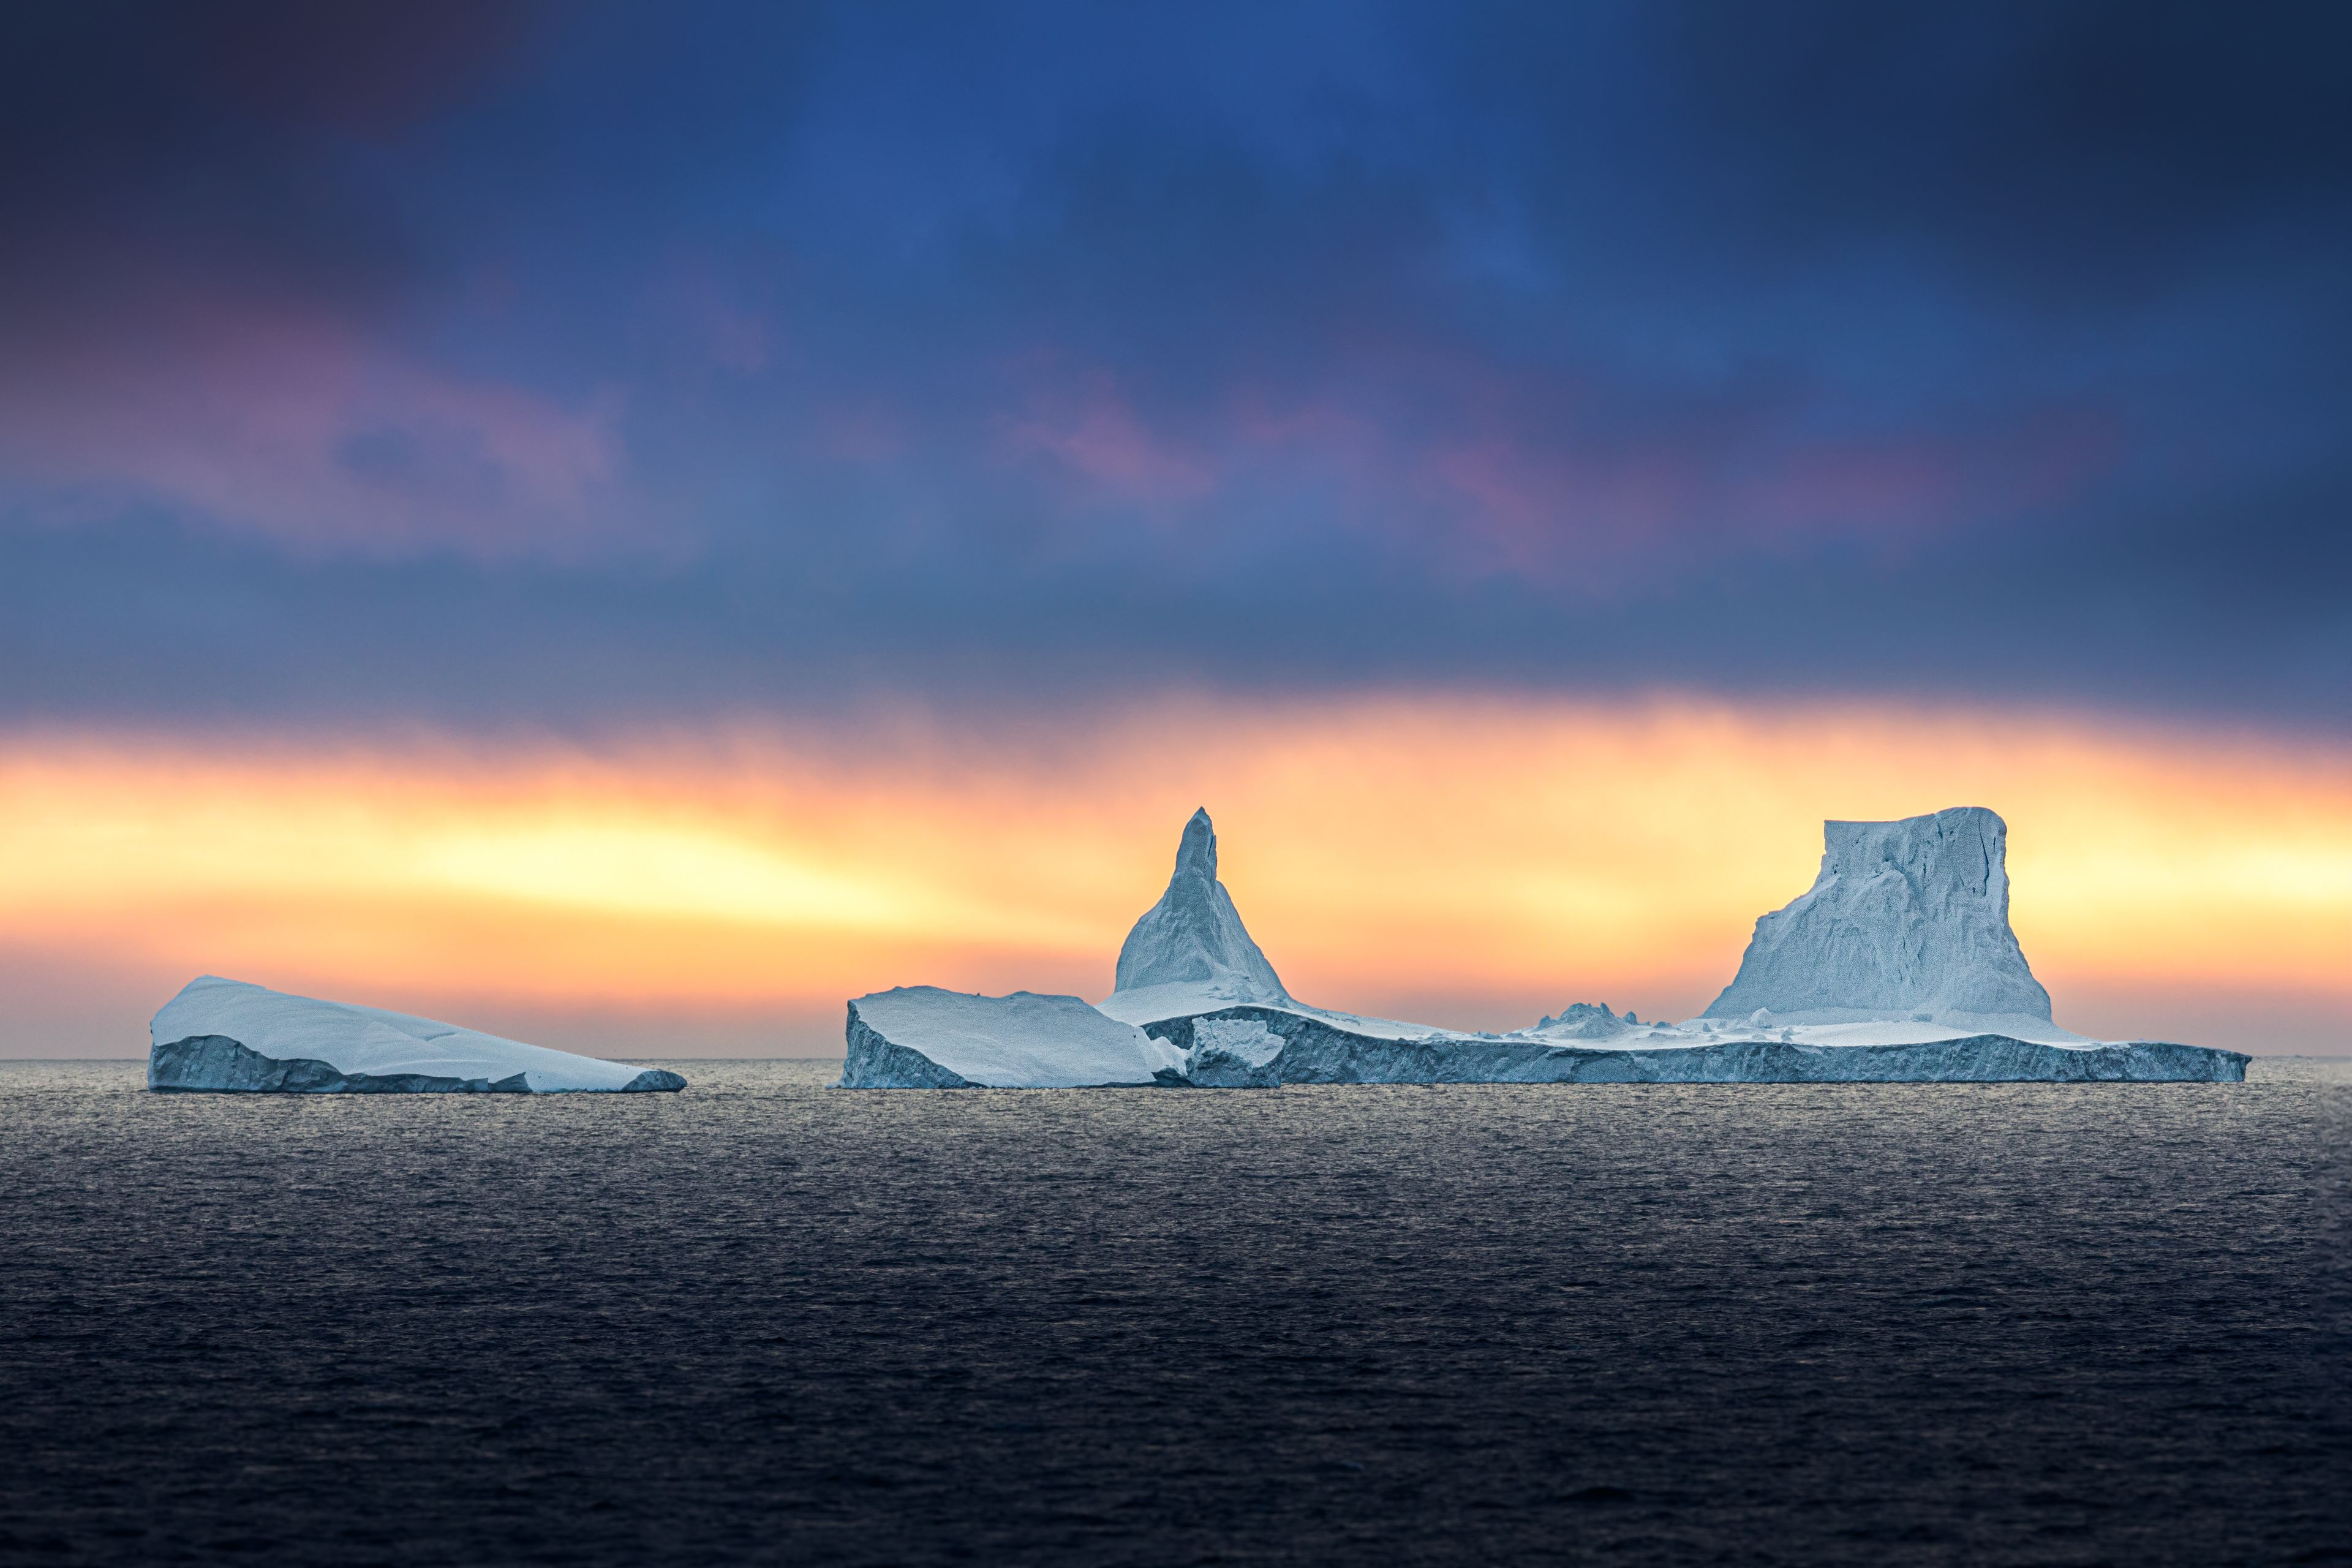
<box><xmin>2</xmin><ymin>696</ymin><xmax>2345</xmax><ymax>1053</ymax></box>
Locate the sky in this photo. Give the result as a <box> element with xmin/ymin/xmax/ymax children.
<box><xmin>2</xmin><ymin>0</ymin><xmax>2346</xmax><ymax>1057</ymax></box>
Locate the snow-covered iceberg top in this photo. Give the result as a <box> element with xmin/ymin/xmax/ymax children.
<box><xmin>1706</xmin><ymin>807</ymin><xmax>2053</xmax><ymax>1024</ymax></box>
<box><xmin>842</xmin><ymin>987</ymin><xmax>1185</xmax><ymax>1088</ymax></box>
<box><xmin>149</xmin><ymin>977</ymin><xmax>685</xmax><ymax>1094</ymax></box>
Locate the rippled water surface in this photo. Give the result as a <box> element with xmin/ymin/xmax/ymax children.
<box><xmin>2</xmin><ymin>1058</ymin><xmax>2346</xmax><ymax>1566</ymax></box>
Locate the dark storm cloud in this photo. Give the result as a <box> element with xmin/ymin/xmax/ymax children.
<box><xmin>1651</xmin><ymin>2</ymin><xmax>2352</xmax><ymax>274</ymax></box>
<box><xmin>1</xmin><ymin>0</ymin><xmax>2344</xmax><ymax>726</ymax></box>
<box><xmin>1</xmin><ymin>1</ymin><xmax>536</xmax><ymax>279</ymax></box>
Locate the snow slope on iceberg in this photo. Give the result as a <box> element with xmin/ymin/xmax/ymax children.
<box><xmin>842</xmin><ymin>987</ymin><xmax>1186</xmax><ymax>1088</ymax></box>
<box><xmin>149</xmin><ymin>977</ymin><xmax>685</xmax><ymax>1093</ymax></box>
<box><xmin>1704</xmin><ymin>807</ymin><xmax>2054</xmax><ymax>1024</ymax></box>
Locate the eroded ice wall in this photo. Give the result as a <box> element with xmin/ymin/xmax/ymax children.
<box><xmin>1703</xmin><ymin>807</ymin><xmax>2054</xmax><ymax>1023</ymax></box>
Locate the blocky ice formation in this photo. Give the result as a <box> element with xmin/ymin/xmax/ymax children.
<box><xmin>1704</xmin><ymin>807</ymin><xmax>2054</xmax><ymax>1027</ymax></box>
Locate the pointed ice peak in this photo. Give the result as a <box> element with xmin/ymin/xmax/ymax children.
<box><xmin>1110</xmin><ymin>809</ymin><xmax>1291</xmax><ymax>1004</ymax></box>
<box><xmin>1173</xmin><ymin>806</ymin><xmax>1217</xmax><ymax>880</ymax></box>
<box><xmin>1703</xmin><ymin>806</ymin><xmax>2054</xmax><ymax>1024</ymax></box>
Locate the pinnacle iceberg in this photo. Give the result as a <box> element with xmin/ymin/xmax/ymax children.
<box><xmin>1111</xmin><ymin>809</ymin><xmax>1291</xmax><ymax>1004</ymax></box>
<box><xmin>1703</xmin><ymin>807</ymin><xmax>2054</xmax><ymax>1024</ymax></box>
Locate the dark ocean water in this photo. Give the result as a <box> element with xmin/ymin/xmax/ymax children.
<box><xmin>1</xmin><ymin>1059</ymin><xmax>2345</xmax><ymax>1567</ymax></box>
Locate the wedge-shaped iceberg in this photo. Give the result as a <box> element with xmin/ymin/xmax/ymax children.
<box><xmin>149</xmin><ymin>976</ymin><xmax>687</xmax><ymax>1093</ymax></box>
<box><xmin>840</xmin><ymin>808</ymin><xmax>2248</xmax><ymax>1088</ymax></box>
<box><xmin>841</xmin><ymin>987</ymin><xmax>1185</xmax><ymax>1088</ymax></box>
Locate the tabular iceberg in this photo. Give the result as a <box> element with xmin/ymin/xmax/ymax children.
<box><xmin>839</xmin><ymin>808</ymin><xmax>2248</xmax><ymax>1088</ymax></box>
<box><xmin>149</xmin><ymin>976</ymin><xmax>687</xmax><ymax>1094</ymax></box>
<box><xmin>1129</xmin><ymin>1008</ymin><xmax>2242</xmax><ymax>1084</ymax></box>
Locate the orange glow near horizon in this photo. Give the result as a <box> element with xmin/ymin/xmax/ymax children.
<box><xmin>1</xmin><ymin>696</ymin><xmax>2346</xmax><ymax>1054</ymax></box>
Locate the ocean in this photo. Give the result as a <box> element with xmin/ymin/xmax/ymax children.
<box><xmin>2</xmin><ymin>1058</ymin><xmax>2345</xmax><ymax>1566</ymax></box>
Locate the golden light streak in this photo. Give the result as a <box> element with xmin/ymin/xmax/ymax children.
<box><xmin>1</xmin><ymin>696</ymin><xmax>2345</xmax><ymax>1052</ymax></box>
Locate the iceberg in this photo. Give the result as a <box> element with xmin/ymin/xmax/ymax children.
<box><xmin>149</xmin><ymin>976</ymin><xmax>687</xmax><ymax>1093</ymax></box>
<box><xmin>839</xmin><ymin>808</ymin><xmax>2248</xmax><ymax>1088</ymax></box>
<box><xmin>841</xmin><ymin>987</ymin><xmax>1183</xmax><ymax>1088</ymax></box>
<box><xmin>1112</xmin><ymin>807</ymin><xmax>1291</xmax><ymax>1005</ymax></box>
<box><xmin>1703</xmin><ymin>806</ymin><xmax>2055</xmax><ymax>1031</ymax></box>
